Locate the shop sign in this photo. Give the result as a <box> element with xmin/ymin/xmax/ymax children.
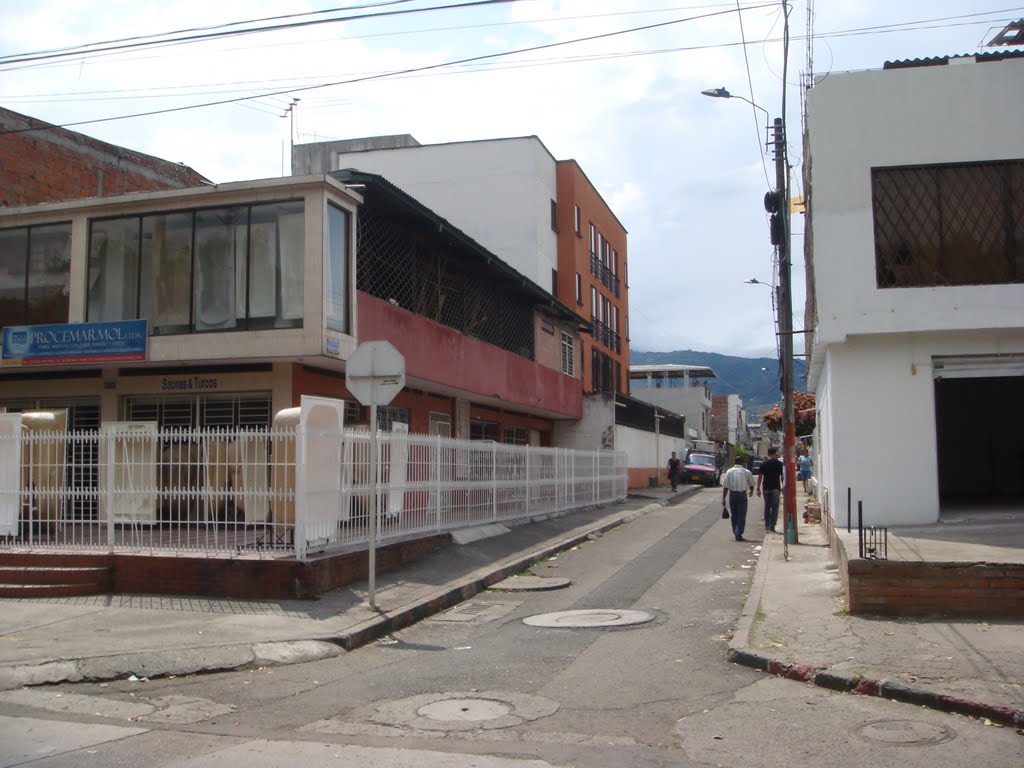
<box><xmin>1</xmin><ymin>319</ymin><xmax>147</xmax><ymax>367</ymax></box>
<box><xmin>161</xmin><ymin>376</ymin><xmax>219</xmax><ymax>392</ymax></box>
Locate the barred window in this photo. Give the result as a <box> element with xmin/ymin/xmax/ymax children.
<box><xmin>560</xmin><ymin>331</ymin><xmax>574</xmax><ymax>376</ymax></box>
<box><xmin>503</xmin><ymin>425</ymin><xmax>528</xmax><ymax>445</ymax></box>
<box><xmin>355</xmin><ymin>203</ymin><xmax>535</xmax><ymax>360</ymax></box>
<box><xmin>872</xmin><ymin>159</ymin><xmax>1024</xmax><ymax>288</ymax></box>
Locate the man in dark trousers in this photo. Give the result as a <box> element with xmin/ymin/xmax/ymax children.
<box><xmin>667</xmin><ymin>451</ymin><xmax>681</xmax><ymax>492</ymax></box>
<box><xmin>756</xmin><ymin>446</ymin><xmax>785</xmax><ymax>533</ymax></box>
<box><xmin>721</xmin><ymin>457</ymin><xmax>754</xmax><ymax>541</ymax></box>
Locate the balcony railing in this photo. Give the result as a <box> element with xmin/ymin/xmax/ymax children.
<box><xmin>589</xmin><ymin>254</ymin><xmax>621</xmax><ymax>298</ymax></box>
<box><xmin>590</xmin><ymin>316</ymin><xmax>622</xmax><ymax>354</ymax></box>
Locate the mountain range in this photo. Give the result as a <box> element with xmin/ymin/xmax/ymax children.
<box><xmin>629</xmin><ymin>349</ymin><xmax>808</xmax><ymax>418</ymax></box>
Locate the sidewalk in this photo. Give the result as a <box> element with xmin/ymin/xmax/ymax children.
<box><xmin>0</xmin><ymin>492</ymin><xmax>683</xmax><ymax>691</ymax></box>
<box><xmin>0</xmin><ymin>485</ymin><xmax>1021</xmax><ymax>728</ymax></box>
<box><xmin>730</xmin><ymin>488</ymin><xmax>1024</xmax><ymax>728</ymax></box>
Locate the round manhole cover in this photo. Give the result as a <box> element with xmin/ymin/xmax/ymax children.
<box><xmin>523</xmin><ymin>608</ymin><xmax>655</xmax><ymax>628</ymax></box>
<box><xmin>853</xmin><ymin>719</ymin><xmax>956</xmax><ymax>746</ymax></box>
<box><xmin>371</xmin><ymin>691</ymin><xmax>558</xmax><ymax>732</ymax></box>
<box><xmin>418</xmin><ymin>698</ymin><xmax>512</xmax><ymax>722</ymax></box>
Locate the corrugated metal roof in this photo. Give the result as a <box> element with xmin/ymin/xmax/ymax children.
<box><xmin>883</xmin><ymin>49</ymin><xmax>1024</xmax><ymax>69</ymax></box>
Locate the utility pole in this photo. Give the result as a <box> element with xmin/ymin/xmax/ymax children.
<box><xmin>769</xmin><ymin>117</ymin><xmax>799</xmax><ymax>544</ymax></box>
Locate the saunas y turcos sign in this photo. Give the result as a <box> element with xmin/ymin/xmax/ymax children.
<box><xmin>1</xmin><ymin>320</ymin><xmax>148</xmax><ymax>366</ymax></box>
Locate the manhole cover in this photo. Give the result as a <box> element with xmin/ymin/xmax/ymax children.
<box><xmin>489</xmin><ymin>575</ymin><xmax>571</xmax><ymax>591</ymax></box>
<box><xmin>853</xmin><ymin>719</ymin><xmax>956</xmax><ymax>746</ymax></box>
<box><xmin>523</xmin><ymin>608</ymin><xmax>655</xmax><ymax>628</ymax></box>
<box><xmin>418</xmin><ymin>698</ymin><xmax>512</xmax><ymax>722</ymax></box>
<box><xmin>372</xmin><ymin>691</ymin><xmax>558</xmax><ymax>732</ymax></box>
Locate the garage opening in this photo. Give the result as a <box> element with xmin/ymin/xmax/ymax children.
<box><xmin>934</xmin><ymin>373</ymin><xmax>1024</xmax><ymax>510</ymax></box>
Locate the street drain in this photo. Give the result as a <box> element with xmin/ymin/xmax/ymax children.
<box><xmin>372</xmin><ymin>691</ymin><xmax>558</xmax><ymax>732</ymax></box>
<box><xmin>522</xmin><ymin>608</ymin><xmax>655</xmax><ymax>628</ymax></box>
<box><xmin>853</xmin><ymin>719</ymin><xmax>957</xmax><ymax>747</ymax></box>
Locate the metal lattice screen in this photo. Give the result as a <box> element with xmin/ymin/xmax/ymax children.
<box><xmin>872</xmin><ymin>159</ymin><xmax>1024</xmax><ymax>288</ymax></box>
<box><xmin>356</xmin><ymin>202</ymin><xmax>535</xmax><ymax>359</ymax></box>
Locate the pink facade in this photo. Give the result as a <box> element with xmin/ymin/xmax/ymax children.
<box><xmin>359</xmin><ymin>293</ymin><xmax>581</xmax><ymax>420</ymax></box>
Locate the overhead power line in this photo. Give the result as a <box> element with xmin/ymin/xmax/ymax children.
<box><xmin>0</xmin><ymin>0</ymin><xmax>530</xmax><ymax>69</ymax></box>
<box><xmin>0</xmin><ymin>4</ymin><xmax>777</xmax><ymax>136</ymax></box>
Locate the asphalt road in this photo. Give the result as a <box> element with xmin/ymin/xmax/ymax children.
<box><xmin>1</xmin><ymin>490</ymin><xmax>1020</xmax><ymax>767</ymax></box>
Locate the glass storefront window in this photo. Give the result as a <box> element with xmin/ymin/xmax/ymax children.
<box><xmin>87</xmin><ymin>199</ymin><xmax>305</xmax><ymax>333</ymax></box>
<box><xmin>325</xmin><ymin>203</ymin><xmax>349</xmax><ymax>333</ymax></box>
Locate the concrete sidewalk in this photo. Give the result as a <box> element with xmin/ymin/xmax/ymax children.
<box><xmin>730</xmin><ymin>490</ymin><xmax>1024</xmax><ymax>728</ymax></box>
<box><xmin>1</xmin><ymin>484</ymin><xmax>1021</xmax><ymax>728</ymax></box>
<box><xmin>0</xmin><ymin>492</ymin><xmax>680</xmax><ymax>691</ymax></box>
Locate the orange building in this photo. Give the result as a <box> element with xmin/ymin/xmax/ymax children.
<box><xmin>555</xmin><ymin>160</ymin><xmax>629</xmax><ymax>397</ymax></box>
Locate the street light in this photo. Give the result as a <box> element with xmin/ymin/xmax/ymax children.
<box><xmin>745</xmin><ymin>277</ymin><xmax>771</xmax><ymax>286</ymax></box>
<box><xmin>702</xmin><ymin>85</ymin><xmax>799</xmax><ymax>545</ymax></box>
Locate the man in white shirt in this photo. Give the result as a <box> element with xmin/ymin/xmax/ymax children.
<box><xmin>721</xmin><ymin>457</ymin><xmax>755</xmax><ymax>541</ymax></box>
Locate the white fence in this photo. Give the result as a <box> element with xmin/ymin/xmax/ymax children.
<box><xmin>0</xmin><ymin>420</ymin><xmax>627</xmax><ymax>560</ymax></box>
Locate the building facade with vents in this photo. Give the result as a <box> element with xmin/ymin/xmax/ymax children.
<box><xmin>804</xmin><ymin>53</ymin><xmax>1024</xmax><ymax>525</ymax></box>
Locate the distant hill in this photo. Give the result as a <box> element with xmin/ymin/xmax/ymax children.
<box><xmin>629</xmin><ymin>349</ymin><xmax>808</xmax><ymax>418</ymax></box>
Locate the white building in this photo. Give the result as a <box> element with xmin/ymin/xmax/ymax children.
<box><xmin>292</xmin><ymin>135</ymin><xmax>559</xmax><ymax>292</ymax></box>
<box><xmin>804</xmin><ymin>52</ymin><xmax>1024</xmax><ymax>526</ymax></box>
<box><xmin>629</xmin><ymin>364</ymin><xmax>715</xmax><ymax>445</ymax></box>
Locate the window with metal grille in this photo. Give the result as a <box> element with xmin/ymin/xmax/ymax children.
<box><xmin>872</xmin><ymin>159</ymin><xmax>1024</xmax><ymax>288</ymax></box>
<box><xmin>503</xmin><ymin>425</ymin><xmax>528</xmax><ymax>445</ymax></box>
<box><xmin>428</xmin><ymin>411</ymin><xmax>451</xmax><ymax>437</ymax></box>
<box><xmin>123</xmin><ymin>394</ymin><xmax>272</xmax><ymax>429</ymax></box>
<box><xmin>355</xmin><ymin>203</ymin><xmax>536</xmax><ymax>360</ymax></box>
<box><xmin>560</xmin><ymin>330</ymin><xmax>575</xmax><ymax>376</ymax></box>
<box><xmin>376</xmin><ymin>405</ymin><xmax>410</xmax><ymax>432</ymax></box>
<box><xmin>470</xmin><ymin>419</ymin><xmax>498</xmax><ymax>441</ymax></box>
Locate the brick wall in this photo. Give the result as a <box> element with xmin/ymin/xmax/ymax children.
<box><xmin>1</xmin><ymin>107</ymin><xmax>209</xmax><ymax>207</ymax></box>
<box><xmin>0</xmin><ymin>535</ymin><xmax>449</xmax><ymax>599</ymax></box>
<box><xmin>825</xmin><ymin>513</ymin><xmax>1024</xmax><ymax>618</ymax></box>
<box><xmin>847</xmin><ymin>559</ymin><xmax>1024</xmax><ymax>618</ymax></box>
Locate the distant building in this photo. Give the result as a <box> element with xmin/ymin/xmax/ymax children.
<box><xmin>629</xmin><ymin>364</ymin><xmax>715</xmax><ymax>445</ymax></box>
<box><xmin>804</xmin><ymin>51</ymin><xmax>1024</xmax><ymax>525</ymax></box>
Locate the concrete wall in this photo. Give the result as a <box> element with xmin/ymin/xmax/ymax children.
<box><xmin>817</xmin><ymin>331</ymin><xmax>1024</xmax><ymax>526</ymax></box>
<box><xmin>296</xmin><ymin>137</ymin><xmax>559</xmax><ymax>291</ymax></box>
<box><xmin>806</xmin><ymin>56</ymin><xmax>1024</xmax><ymax>526</ymax></box>
<box><xmin>806</xmin><ymin>57</ymin><xmax>1024</xmax><ymax>350</ymax></box>
<box><xmin>632</xmin><ymin>386</ymin><xmax>709</xmax><ymax>440</ymax></box>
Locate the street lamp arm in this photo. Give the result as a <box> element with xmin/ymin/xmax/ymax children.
<box><xmin>700</xmin><ymin>87</ymin><xmax>769</xmax><ymax>118</ymax></box>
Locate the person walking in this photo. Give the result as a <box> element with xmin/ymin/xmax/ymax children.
<box><xmin>756</xmin><ymin>446</ymin><xmax>784</xmax><ymax>533</ymax></box>
<box><xmin>721</xmin><ymin>457</ymin><xmax>754</xmax><ymax>541</ymax></box>
<box><xmin>798</xmin><ymin>449</ymin><xmax>813</xmax><ymax>494</ymax></box>
<box><xmin>667</xmin><ymin>451</ymin><xmax>681</xmax><ymax>492</ymax></box>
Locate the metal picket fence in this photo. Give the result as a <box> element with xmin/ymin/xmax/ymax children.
<box><xmin>0</xmin><ymin>421</ymin><xmax>627</xmax><ymax>560</ymax></box>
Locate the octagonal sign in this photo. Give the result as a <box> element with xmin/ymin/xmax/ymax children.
<box><xmin>346</xmin><ymin>341</ymin><xmax>406</xmax><ymax>406</ymax></box>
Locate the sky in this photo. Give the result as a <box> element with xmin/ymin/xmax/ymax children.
<box><xmin>1</xmin><ymin>0</ymin><xmax>1018</xmax><ymax>358</ymax></box>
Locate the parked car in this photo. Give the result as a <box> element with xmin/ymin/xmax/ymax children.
<box><xmin>751</xmin><ymin>459</ymin><xmax>764</xmax><ymax>475</ymax></box>
<box><xmin>682</xmin><ymin>452</ymin><xmax>720</xmax><ymax>486</ymax></box>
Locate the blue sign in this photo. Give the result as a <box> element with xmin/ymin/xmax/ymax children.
<box><xmin>2</xmin><ymin>320</ymin><xmax>148</xmax><ymax>367</ymax></box>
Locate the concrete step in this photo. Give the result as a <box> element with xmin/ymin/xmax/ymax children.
<box><xmin>0</xmin><ymin>565</ymin><xmax>112</xmax><ymax>597</ymax></box>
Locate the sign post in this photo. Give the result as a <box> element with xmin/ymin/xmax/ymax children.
<box><xmin>345</xmin><ymin>341</ymin><xmax>405</xmax><ymax>607</ymax></box>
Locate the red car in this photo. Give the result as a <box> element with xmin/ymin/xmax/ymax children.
<box><xmin>682</xmin><ymin>453</ymin><xmax>720</xmax><ymax>486</ymax></box>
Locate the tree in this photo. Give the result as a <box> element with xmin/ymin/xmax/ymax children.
<box><xmin>761</xmin><ymin>391</ymin><xmax>816</xmax><ymax>433</ymax></box>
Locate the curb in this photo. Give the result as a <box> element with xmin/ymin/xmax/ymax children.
<box><xmin>0</xmin><ymin>499</ymin><xmax>669</xmax><ymax>690</ymax></box>
<box><xmin>728</xmin><ymin>525</ymin><xmax>1024</xmax><ymax>729</ymax></box>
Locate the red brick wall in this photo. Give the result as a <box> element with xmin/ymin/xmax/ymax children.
<box><xmin>824</xmin><ymin>514</ymin><xmax>1024</xmax><ymax>618</ymax></box>
<box><xmin>847</xmin><ymin>560</ymin><xmax>1024</xmax><ymax>618</ymax></box>
<box><xmin>0</xmin><ymin>535</ymin><xmax>448</xmax><ymax>599</ymax></box>
<box><xmin>1</xmin><ymin>107</ymin><xmax>209</xmax><ymax>207</ymax></box>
